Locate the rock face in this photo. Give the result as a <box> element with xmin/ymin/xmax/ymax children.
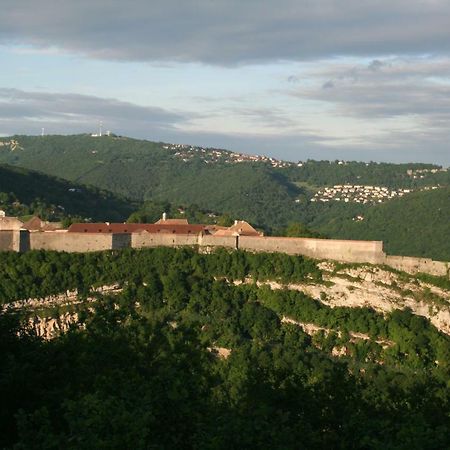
<box><xmin>6</xmin><ymin>285</ymin><xmax>122</xmax><ymax>340</ymax></box>
<box><xmin>238</xmin><ymin>262</ymin><xmax>450</xmax><ymax>336</ymax></box>
<box><xmin>28</xmin><ymin>312</ymin><xmax>79</xmax><ymax>340</ymax></box>
<box><xmin>281</xmin><ymin>316</ymin><xmax>394</xmax><ymax>348</ymax></box>
<box><xmin>6</xmin><ymin>262</ymin><xmax>450</xmax><ymax>339</ymax></box>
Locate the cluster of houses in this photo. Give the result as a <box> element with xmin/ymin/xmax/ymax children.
<box><xmin>163</xmin><ymin>143</ymin><xmax>296</xmax><ymax>168</ymax></box>
<box><xmin>0</xmin><ymin>139</ymin><xmax>22</xmax><ymax>152</ymax></box>
<box><xmin>310</xmin><ymin>185</ymin><xmax>414</xmax><ymax>204</ymax></box>
<box><xmin>406</xmin><ymin>168</ymin><xmax>447</xmax><ymax>179</ymax></box>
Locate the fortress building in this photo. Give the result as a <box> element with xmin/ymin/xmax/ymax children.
<box><xmin>0</xmin><ymin>214</ymin><xmax>448</xmax><ymax>278</ymax></box>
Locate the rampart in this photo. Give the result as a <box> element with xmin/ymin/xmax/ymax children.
<box><xmin>0</xmin><ymin>229</ymin><xmax>448</xmax><ymax>279</ymax></box>
<box><xmin>384</xmin><ymin>255</ymin><xmax>449</xmax><ymax>278</ymax></box>
<box><xmin>30</xmin><ymin>232</ymin><xmax>123</xmax><ymax>253</ymax></box>
<box><xmin>131</xmin><ymin>231</ymin><xmax>199</xmax><ymax>249</ymax></box>
<box><xmin>0</xmin><ymin>230</ymin><xmax>20</xmax><ymax>252</ymax></box>
<box><xmin>0</xmin><ymin>230</ymin><xmax>29</xmax><ymax>252</ymax></box>
<box><xmin>238</xmin><ymin>236</ymin><xmax>385</xmax><ymax>264</ymax></box>
<box><xmin>198</xmin><ymin>233</ymin><xmax>238</xmax><ymax>251</ymax></box>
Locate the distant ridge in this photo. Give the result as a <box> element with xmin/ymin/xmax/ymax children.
<box><xmin>0</xmin><ymin>134</ymin><xmax>448</xmax><ymax>259</ymax></box>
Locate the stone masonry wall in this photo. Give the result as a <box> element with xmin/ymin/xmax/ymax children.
<box><xmin>0</xmin><ymin>231</ymin><xmax>18</xmax><ymax>251</ymax></box>
<box><xmin>30</xmin><ymin>232</ymin><xmax>114</xmax><ymax>253</ymax></box>
<box><xmin>384</xmin><ymin>255</ymin><xmax>449</xmax><ymax>278</ymax></box>
<box><xmin>198</xmin><ymin>234</ymin><xmax>238</xmax><ymax>250</ymax></box>
<box><xmin>2</xmin><ymin>229</ymin><xmax>448</xmax><ymax>279</ymax></box>
<box><xmin>238</xmin><ymin>236</ymin><xmax>385</xmax><ymax>264</ymax></box>
<box><xmin>131</xmin><ymin>232</ymin><xmax>199</xmax><ymax>249</ymax></box>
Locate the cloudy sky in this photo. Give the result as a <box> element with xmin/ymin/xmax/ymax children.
<box><xmin>1</xmin><ymin>0</ymin><xmax>449</xmax><ymax>164</ymax></box>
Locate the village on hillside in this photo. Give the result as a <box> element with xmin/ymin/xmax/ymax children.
<box><xmin>309</xmin><ymin>184</ymin><xmax>441</xmax><ymax>205</ymax></box>
<box><xmin>164</xmin><ymin>143</ymin><xmax>296</xmax><ymax>168</ymax></box>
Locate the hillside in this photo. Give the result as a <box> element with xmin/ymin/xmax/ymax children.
<box><xmin>315</xmin><ymin>187</ymin><xmax>450</xmax><ymax>261</ymax></box>
<box><xmin>0</xmin><ymin>135</ymin><xmax>307</xmax><ymax>228</ymax></box>
<box><xmin>0</xmin><ymin>134</ymin><xmax>448</xmax><ymax>258</ymax></box>
<box><xmin>1</xmin><ymin>247</ymin><xmax>449</xmax><ymax>448</ymax></box>
<box><xmin>0</xmin><ymin>164</ymin><xmax>134</xmax><ymax>222</ymax></box>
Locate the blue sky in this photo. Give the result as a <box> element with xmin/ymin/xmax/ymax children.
<box><xmin>1</xmin><ymin>0</ymin><xmax>450</xmax><ymax>165</ymax></box>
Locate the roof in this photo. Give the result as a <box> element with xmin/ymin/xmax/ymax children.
<box><xmin>22</xmin><ymin>216</ymin><xmax>45</xmax><ymax>231</ymax></box>
<box><xmin>212</xmin><ymin>229</ymin><xmax>239</xmax><ymax>237</ymax></box>
<box><xmin>22</xmin><ymin>216</ymin><xmax>64</xmax><ymax>232</ymax></box>
<box><xmin>223</xmin><ymin>220</ymin><xmax>263</xmax><ymax>237</ymax></box>
<box><xmin>155</xmin><ymin>218</ymin><xmax>189</xmax><ymax>225</ymax></box>
<box><xmin>67</xmin><ymin>222</ymin><xmax>208</xmax><ymax>234</ymax></box>
<box><xmin>41</xmin><ymin>222</ymin><xmax>64</xmax><ymax>231</ymax></box>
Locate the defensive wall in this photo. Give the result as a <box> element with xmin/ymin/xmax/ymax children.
<box><xmin>238</xmin><ymin>236</ymin><xmax>385</xmax><ymax>264</ymax></box>
<box><xmin>29</xmin><ymin>232</ymin><xmax>131</xmax><ymax>253</ymax></box>
<box><xmin>0</xmin><ymin>230</ymin><xmax>29</xmax><ymax>252</ymax></box>
<box><xmin>0</xmin><ymin>230</ymin><xmax>448</xmax><ymax>278</ymax></box>
<box><xmin>131</xmin><ymin>231</ymin><xmax>199</xmax><ymax>249</ymax></box>
<box><xmin>384</xmin><ymin>255</ymin><xmax>449</xmax><ymax>278</ymax></box>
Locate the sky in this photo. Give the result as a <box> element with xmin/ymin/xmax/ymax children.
<box><xmin>1</xmin><ymin>0</ymin><xmax>449</xmax><ymax>165</ymax></box>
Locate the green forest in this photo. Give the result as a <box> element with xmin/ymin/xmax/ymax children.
<box><xmin>0</xmin><ymin>134</ymin><xmax>449</xmax><ymax>260</ymax></box>
<box><xmin>0</xmin><ymin>164</ymin><xmax>134</xmax><ymax>222</ymax></box>
<box><xmin>316</xmin><ymin>187</ymin><xmax>450</xmax><ymax>261</ymax></box>
<box><xmin>1</xmin><ymin>247</ymin><xmax>450</xmax><ymax>449</ymax></box>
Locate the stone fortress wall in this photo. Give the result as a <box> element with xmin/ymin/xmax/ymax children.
<box><xmin>1</xmin><ymin>229</ymin><xmax>448</xmax><ymax>278</ymax></box>
<box><xmin>0</xmin><ymin>230</ymin><xmax>19</xmax><ymax>252</ymax></box>
<box><xmin>238</xmin><ymin>236</ymin><xmax>384</xmax><ymax>264</ymax></box>
<box><xmin>0</xmin><ymin>228</ymin><xmax>448</xmax><ymax>279</ymax></box>
<box><xmin>383</xmin><ymin>255</ymin><xmax>449</xmax><ymax>278</ymax></box>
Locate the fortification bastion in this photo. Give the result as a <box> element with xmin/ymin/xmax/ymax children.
<box><xmin>0</xmin><ymin>215</ymin><xmax>448</xmax><ymax>279</ymax></box>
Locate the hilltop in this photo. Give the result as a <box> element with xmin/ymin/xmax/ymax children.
<box><xmin>0</xmin><ymin>134</ymin><xmax>448</xmax><ymax>259</ymax></box>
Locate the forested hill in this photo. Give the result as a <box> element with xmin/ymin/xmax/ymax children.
<box><xmin>0</xmin><ymin>134</ymin><xmax>308</xmax><ymax>228</ymax></box>
<box><xmin>0</xmin><ymin>134</ymin><xmax>448</xmax><ymax>259</ymax></box>
<box><xmin>0</xmin><ymin>164</ymin><xmax>134</xmax><ymax>222</ymax></box>
<box><xmin>315</xmin><ymin>187</ymin><xmax>450</xmax><ymax>261</ymax></box>
<box><xmin>1</xmin><ymin>247</ymin><xmax>450</xmax><ymax>448</ymax></box>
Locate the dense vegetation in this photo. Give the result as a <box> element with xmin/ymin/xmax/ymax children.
<box><xmin>1</xmin><ymin>248</ymin><xmax>449</xmax><ymax>449</ymax></box>
<box><xmin>0</xmin><ymin>164</ymin><xmax>134</xmax><ymax>222</ymax></box>
<box><xmin>316</xmin><ymin>187</ymin><xmax>450</xmax><ymax>260</ymax></box>
<box><xmin>283</xmin><ymin>159</ymin><xmax>449</xmax><ymax>189</ymax></box>
<box><xmin>1</xmin><ymin>134</ymin><xmax>449</xmax><ymax>259</ymax></box>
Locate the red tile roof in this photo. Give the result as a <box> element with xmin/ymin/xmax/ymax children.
<box><xmin>22</xmin><ymin>216</ymin><xmax>44</xmax><ymax>231</ymax></box>
<box><xmin>67</xmin><ymin>223</ymin><xmax>208</xmax><ymax>234</ymax></box>
<box><xmin>155</xmin><ymin>218</ymin><xmax>189</xmax><ymax>225</ymax></box>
